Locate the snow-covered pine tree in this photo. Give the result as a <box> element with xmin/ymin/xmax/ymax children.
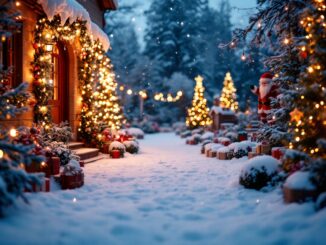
<box><xmin>0</xmin><ymin>1</ymin><xmax>43</xmax><ymax>216</ymax></box>
<box><xmin>144</xmin><ymin>0</ymin><xmax>183</xmax><ymax>79</ymax></box>
<box><xmin>229</xmin><ymin>0</ymin><xmax>307</xmax><ymax>146</ymax></box>
<box><xmin>220</xmin><ymin>72</ymin><xmax>239</xmax><ymax>111</ymax></box>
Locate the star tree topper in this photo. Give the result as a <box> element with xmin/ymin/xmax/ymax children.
<box><xmin>195</xmin><ymin>75</ymin><xmax>203</xmax><ymax>85</ymax></box>
<box><xmin>290</xmin><ymin>108</ymin><xmax>304</xmax><ymax>122</ymax></box>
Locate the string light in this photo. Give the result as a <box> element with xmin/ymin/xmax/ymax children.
<box><xmin>9</xmin><ymin>128</ymin><xmax>17</xmax><ymax>137</ymax></box>
<box><xmin>154</xmin><ymin>91</ymin><xmax>183</xmax><ymax>102</ymax></box>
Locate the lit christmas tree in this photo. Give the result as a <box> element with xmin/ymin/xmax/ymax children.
<box><xmin>93</xmin><ymin>41</ymin><xmax>123</xmax><ymax>133</ymax></box>
<box><xmin>289</xmin><ymin>0</ymin><xmax>326</xmax><ymax>158</ymax></box>
<box><xmin>186</xmin><ymin>75</ymin><xmax>212</xmax><ymax>129</ymax></box>
<box><xmin>219</xmin><ymin>72</ymin><xmax>239</xmax><ymax>111</ymax></box>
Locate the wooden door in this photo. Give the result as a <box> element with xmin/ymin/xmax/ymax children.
<box><xmin>50</xmin><ymin>42</ymin><xmax>69</xmax><ymax>124</ymax></box>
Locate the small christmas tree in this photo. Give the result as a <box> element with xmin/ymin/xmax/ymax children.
<box><xmin>186</xmin><ymin>75</ymin><xmax>212</xmax><ymax>129</ymax></box>
<box><xmin>219</xmin><ymin>72</ymin><xmax>239</xmax><ymax>111</ymax></box>
<box><xmin>0</xmin><ymin>1</ymin><xmax>43</xmax><ymax>216</ymax></box>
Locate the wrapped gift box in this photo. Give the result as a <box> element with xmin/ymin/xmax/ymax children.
<box><xmin>46</xmin><ymin>156</ymin><xmax>60</xmax><ymax>175</ymax></box>
<box><xmin>26</xmin><ymin>177</ymin><xmax>50</xmax><ymax>192</ymax></box>
<box><xmin>283</xmin><ymin>186</ymin><xmax>318</xmax><ymax>203</ymax></box>
<box><xmin>101</xmin><ymin>142</ymin><xmax>111</xmax><ymax>154</ymax></box>
<box><xmin>256</xmin><ymin>143</ymin><xmax>271</xmax><ymax>155</ymax></box>
<box><xmin>217</xmin><ymin>152</ymin><xmax>228</xmax><ymax>160</ymax></box>
<box><xmin>207</xmin><ymin>151</ymin><xmax>217</xmax><ymax>158</ymax></box>
<box><xmin>272</xmin><ymin>147</ymin><xmax>285</xmax><ymax>160</ymax></box>
<box><xmin>110</xmin><ymin>149</ymin><xmax>121</xmax><ymax>159</ymax></box>
<box><xmin>79</xmin><ymin>160</ymin><xmax>85</xmax><ymax>167</ymax></box>
<box><xmin>61</xmin><ymin>170</ymin><xmax>84</xmax><ymax>190</ymax></box>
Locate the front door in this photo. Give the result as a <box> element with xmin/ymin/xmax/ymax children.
<box><xmin>50</xmin><ymin>42</ymin><xmax>69</xmax><ymax>124</ymax></box>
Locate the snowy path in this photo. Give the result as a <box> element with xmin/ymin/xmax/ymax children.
<box><xmin>1</xmin><ymin>133</ymin><xmax>326</xmax><ymax>245</ymax></box>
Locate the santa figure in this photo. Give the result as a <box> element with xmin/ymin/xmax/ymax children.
<box><xmin>250</xmin><ymin>72</ymin><xmax>279</xmax><ymax>124</ymax></box>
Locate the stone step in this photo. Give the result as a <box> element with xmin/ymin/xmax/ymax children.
<box><xmin>68</xmin><ymin>142</ymin><xmax>84</xmax><ymax>150</ymax></box>
<box><xmin>73</xmin><ymin>148</ymin><xmax>99</xmax><ymax>160</ymax></box>
<box><xmin>84</xmin><ymin>154</ymin><xmax>106</xmax><ymax>164</ymax></box>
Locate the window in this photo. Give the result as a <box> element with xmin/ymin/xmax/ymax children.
<box><xmin>0</xmin><ymin>23</ymin><xmax>23</xmax><ymax>87</ymax></box>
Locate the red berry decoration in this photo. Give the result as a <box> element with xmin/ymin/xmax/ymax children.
<box><xmin>300</xmin><ymin>51</ymin><xmax>308</xmax><ymax>59</ymax></box>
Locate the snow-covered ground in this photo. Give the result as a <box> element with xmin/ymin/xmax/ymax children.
<box><xmin>1</xmin><ymin>133</ymin><xmax>325</xmax><ymax>245</ymax></box>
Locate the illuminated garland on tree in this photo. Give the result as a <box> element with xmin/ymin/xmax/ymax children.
<box><xmin>289</xmin><ymin>0</ymin><xmax>326</xmax><ymax>157</ymax></box>
<box><xmin>32</xmin><ymin>15</ymin><xmax>123</xmax><ymax>146</ymax></box>
<box><xmin>220</xmin><ymin>72</ymin><xmax>239</xmax><ymax>112</ymax></box>
<box><xmin>186</xmin><ymin>75</ymin><xmax>212</xmax><ymax>129</ymax></box>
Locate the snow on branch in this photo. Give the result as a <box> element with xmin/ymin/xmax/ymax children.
<box><xmin>38</xmin><ymin>0</ymin><xmax>110</xmax><ymax>51</ymax></box>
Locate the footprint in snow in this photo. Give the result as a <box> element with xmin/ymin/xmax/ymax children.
<box><xmin>109</xmin><ymin>177</ymin><xmax>135</xmax><ymax>183</ymax></box>
<box><xmin>109</xmin><ymin>211</ymin><xmax>131</xmax><ymax>221</ymax></box>
<box><xmin>111</xmin><ymin>225</ymin><xmax>139</xmax><ymax>236</ymax></box>
<box><xmin>182</xmin><ymin>231</ymin><xmax>204</xmax><ymax>241</ymax></box>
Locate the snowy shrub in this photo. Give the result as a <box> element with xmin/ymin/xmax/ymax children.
<box><xmin>191</xmin><ymin>133</ymin><xmax>202</xmax><ymax>143</ymax></box>
<box><xmin>191</xmin><ymin>128</ymin><xmax>204</xmax><ymax>135</ymax></box>
<box><xmin>200</xmin><ymin>132</ymin><xmax>214</xmax><ymax>142</ymax></box>
<box><xmin>180</xmin><ymin>130</ymin><xmax>191</xmax><ymax>138</ymax></box>
<box><xmin>201</xmin><ymin>140</ymin><xmax>212</xmax><ymax>153</ymax></box>
<box><xmin>121</xmin><ymin>128</ymin><xmax>145</xmax><ymax>139</ymax></box>
<box><xmin>210</xmin><ymin>144</ymin><xmax>224</xmax><ymax>152</ymax></box>
<box><xmin>47</xmin><ymin>141</ymin><xmax>80</xmax><ymax>166</ymax></box>
<box><xmin>62</xmin><ymin>159</ymin><xmax>82</xmax><ymax>176</ymax></box>
<box><xmin>40</xmin><ymin>122</ymin><xmax>72</xmax><ymax>143</ymax></box>
<box><xmin>109</xmin><ymin>141</ymin><xmax>126</xmax><ymax>156</ymax></box>
<box><xmin>123</xmin><ymin>141</ymin><xmax>139</xmax><ymax>154</ymax></box>
<box><xmin>240</xmin><ymin>156</ymin><xmax>280</xmax><ymax>190</ymax></box>
<box><xmin>225</xmin><ymin>132</ymin><xmax>237</xmax><ymax>142</ymax></box>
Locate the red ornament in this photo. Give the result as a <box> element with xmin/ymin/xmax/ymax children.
<box><xmin>33</xmin><ymin>43</ymin><xmax>39</xmax><ymax>49</ymax></box>
<box><xmin>300</xmin><ymin>51</ymin><xmax>308</xmax><ymax>59</ymax></box>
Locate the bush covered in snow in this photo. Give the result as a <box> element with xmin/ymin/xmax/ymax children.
<box><xmin>200</xmin><ymin>131</ymin><xmax>214</xmax><ymax>142</ymax></box>
<box><xmin>123</xmin><ymin>141</ymin><xmax>139</xmax><ymax>154</ymax></box>
<box><xmin>121</xmin><ymin>128</ymin><xmax>145</xmax><ymax>139</ymax></box>
<box><xmin>240</xmin><ymin>156</ymin><xmax>280</xmax><ymax>190</ymax></box>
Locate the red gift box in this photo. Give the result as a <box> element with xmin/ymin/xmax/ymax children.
<box><xmin>101</xmin><ymin>143</ymin><xmax>111</xmax><ymax>154</ymax></box>
<box><xmin>47</xmin><ymin>157</ymin><xmax>60</xmax><ymax>175</ymax></box>
<box><xmin>111</xmin><ymin>150</ymin><xmax>121</xmax><ymax>159</ymax></box>
<box><xmin>238</xmin><ymin>133</ymin><xmax>248</xmax><ymax>142</ymax></box>
<box><xmin>40</xmin><ymin>161</ymin><xmax>51</xmax><ymax>177</ymax></box>
<box><xmin>272</xmin><ymin>147</ymin><xmax>285</xmax><ymax>160</ymax></box>
<box><xmin>61</xmin><ymin>170</ymin><xmax>84</xmax><ymax>190</ymax></box>
<box><xmin>221</xmin><ymin>140</ymin><xmax>230</xmax><ymax>146</ymax></box>
<box><xmin>79</xmin><ymin>161</ymin><xmax>85</xmax><ymax>167</ymax></box>
<box><xmin>26</xmin><ymin>177</ymin><xmax>50</xmax><ymax>192</ymax></box>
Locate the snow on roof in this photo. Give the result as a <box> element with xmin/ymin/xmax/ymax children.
<box><xmin>38</xmin><ymin>0</ymin><xmax>111</xmax><ymax>51</ymax></box>
<box><xmin>210</xmin><ymin>106</ymin><xmax>235</xmax><ymax>116</ymax></box>
<box><xmin>90</xmin><ymin>22</ymin><xmax>110</xmax><ymax>51</ymax></box>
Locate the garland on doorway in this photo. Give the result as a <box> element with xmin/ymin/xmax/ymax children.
<box><xmin>32</xmin><ymin>15</ymin><xmax>123</xmax><ymax>146</ymax></box>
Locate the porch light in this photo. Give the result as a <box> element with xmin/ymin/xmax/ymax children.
<box><xmin>45</xmin><ymin>44</ymin><xmax>53</xmax><ymax>52</ymax></box>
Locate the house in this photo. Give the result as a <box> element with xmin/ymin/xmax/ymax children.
<box><xmin>209</xmin><ymin>96</ymin><xmax>237</xmax><ymax>130</ymax></box>
<box><xmin>0</xmin><ymin>0</ymin><xmax>119</xmax><ymax>141</ymax></box>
